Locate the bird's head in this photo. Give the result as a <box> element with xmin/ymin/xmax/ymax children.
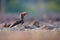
<box><xmin>21</xmin><ymin>12</ymin><xmax>28</xmax><ymax>16</ymax></box>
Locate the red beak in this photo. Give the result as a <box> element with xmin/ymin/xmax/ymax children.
<box><xmin>22</xmin><ymin>12</ymin><xmax>28</xmax><ymax>16</ymax></box>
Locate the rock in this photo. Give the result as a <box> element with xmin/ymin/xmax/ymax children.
<box><xmin>39</xmin><ymin>23</ymin><xmax>55</xmax><ymax>30</ymax></box>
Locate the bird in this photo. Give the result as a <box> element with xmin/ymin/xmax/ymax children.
<box><xmin>9</xmin><ymin>12</ymin><xmax>28</xmax><ymax>28</ymax></box>
<box><xmin>4</xmin><ymin>12</ymin><xmax>28</xmax><ymax>28</ymax></box>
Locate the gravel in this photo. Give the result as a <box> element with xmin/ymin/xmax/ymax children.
<box><xmin>0</xmin><ymin>22</ymin><xmax>60</xmax><ymax>31</ymax></box>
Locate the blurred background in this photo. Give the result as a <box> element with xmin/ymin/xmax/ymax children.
<box><xmin>0</xmin><ymin>0</ymin><xmax>60</xmax><ymax>23</ymax></box>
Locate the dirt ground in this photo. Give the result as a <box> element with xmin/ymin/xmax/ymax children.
<box><xmin>0</xmin><ymin>29</ymin><xmax>60</xmax><ymax>40</ymax></box>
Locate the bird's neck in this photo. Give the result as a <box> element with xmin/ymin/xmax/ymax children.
<box><xmin>18</xmin><ymin>14</ymin><xmax>24</xmax><ymax>21</ymax></box>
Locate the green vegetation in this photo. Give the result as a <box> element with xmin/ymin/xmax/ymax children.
<box><xmin>5</xmin><ymin>0</ymin><xmax>60</xmax><ymax>13</ymax></box>
<box><xmin>49</xmin><ymin>0</ymin><xmax>60</xmax><ymax>12</ymax></box>
<box><xmin>6</xmin><ymin>0</ymin><xmax>27</xmax><ymax>13</ymax></box>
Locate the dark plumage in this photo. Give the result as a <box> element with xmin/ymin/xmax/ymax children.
<box><xmin>9</xmin><ymin>12</ymin><xmax>28</xmax><ymax>28</ymax></box>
